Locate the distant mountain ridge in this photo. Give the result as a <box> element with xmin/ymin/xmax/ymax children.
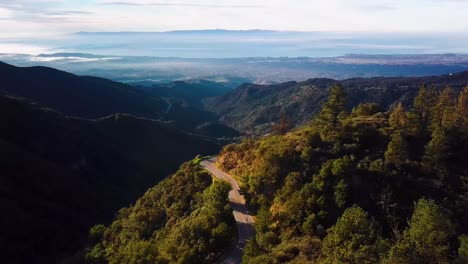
<box><xmin>75</xmin><ymin>29</ymin><xmax>280</xmax><ymax>35</ymax></box>
<box><xmin>0</xmin><ymin>61</ymin><xmax>237</xmax><ymax>136</ymax></box>
<box><xmin>205</xmin><ymin>71</ymin><xmax>468</xmax><ymax>133</ymax></box>
<box><xmin>0</xmin><ymin>61</ymin><xmax>167</xmax><ymax>120</ymax></box>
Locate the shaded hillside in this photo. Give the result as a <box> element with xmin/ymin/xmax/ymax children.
<box><xmin>137</xmin><ymin>80</ymin><xmax>232</xmax><ymax>109</ymax></box>
<box><xmin>135</xmin><ymin>79</ymin><xmax>238</xmax><ymax>133</ymax></box>
<box><xmin>0</xmin><ymin>62</ymin><xmax>234</xmax><ymax>134</ymax></box>
<box><xmin>0</xmin><ymin>94</ymin><xmax>220</xmax><ymax>264</ymax></box>
<box><xmin>0</xmin><ymin>61</ymin><xmax>167</xmax><ymax>120</ymax></box>
<box><xmin>205</xmin><ymin>71</ymin><xmax>468</xmax><ymax>133</ymax></box>
<box><xmin>195</xmin><ymin>122</ymin><xmax>241</xmax><ymax>138</ymax></box>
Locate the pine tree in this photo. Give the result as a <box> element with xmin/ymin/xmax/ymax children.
<box><xmin>456</xmin><ymin>86</ymin><xmax>468</xmax><ymax>131</ymax></box>
<box><xmin>424</xmin><ymin>126</ymin><xmax>450</xmax><ymax>176</ymax></box>
<box><xmin>384</xmin><ymin>132</ymin><xmax>409</xmax><ymax>166</ymax></box>
<box><xmin>385</xmin><ymin>199</ymin><xmax>453</xmax><ymax>264</ymax></box>
<box><xmin>389</xmin><ymin>102</ymin><xmax>408</xmax><ymax>132</ymax></box>
<box><xmin>316</xmin><ymin>84</ymin><xmax>347</xmax><ymax>140</ymax></box>
<box><xmin>431</xmin><ymin>87</ymin><xmax>456</xmax><ymax>130</ymax></box>
<box><xmin>411</xmin><ymin>85</ymin><xmax>438</xmax><ymax>137</ymax></box>
<box><xmin>322</xmin><ymin>205</ymin><xmax>386</xmax><ymax>263</ymax></box>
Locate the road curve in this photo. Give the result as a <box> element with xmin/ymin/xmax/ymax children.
<box><xmin>201</xmin><ymin>157</ymin><xmax>255</xmax><ymax>264</ymax></box>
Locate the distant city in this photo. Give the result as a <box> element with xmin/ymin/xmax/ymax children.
<box><xmin>2</xmin><ymin>52</ymin><xmax>468</xmax><ymax>85</ymax></box>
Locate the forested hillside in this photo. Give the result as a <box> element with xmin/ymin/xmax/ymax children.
<box><xmin>216</xmin><ymin>84</ymin><xmax>468</xmax><ymax>263</ymax></box>
<box><xmin>0</xmin><ymin>61</ymin><xmax>167</xmax><ymax>120</ymax></box>
<box><xmin>206</xmin><ymin>71</ymin><xmax>468</xmax><ymax>134</ymax></box>
<box><xmin>0</xmin><ymin>95</ymin><xmax>220</xmax><ymax>264</ymax></box>
<box><xmin>0</xmin><ymin>62</ymin><xmax>234</xmax><ymax>134</ymax></box>
<box><xmin>81</xmin><ymin>160</ymin><xmax>236</xmax><ymax>264</ymax></box>
<box><xmin>137</xmin><ymin>80</ymin><xmax>232</xmax><ymax>109</ymax></box>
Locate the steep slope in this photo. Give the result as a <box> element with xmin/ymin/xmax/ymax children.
<box><xmin>82</xmin><ymin>160</ymin><xmax>236</xmax><ymax>264</ymax></box>
<box><xmin>206</xmin><ymin>71</ymin><xmax>468</xmax><ymax>132</ymax></box>
<box><xmin>195</xmin><ymin>122</ymin><xmax>241</xmax><ymax>138</ymax></box>
<box><xmin>135</xmin><ymin>79</ymin><xmax>239</xmax><ymax>133</ymax></box>
<box><xmin>215</xmin><ymin>86</ymin><xmax>468</xmax><ymax>263</ymax></box>
<box><xmin>0</xmin><ymin>61</ymin><xmax>241</xmax><ymax>135</ymax></box>
<box><xmin>138</xmin><ymin>80</ymin><xmax>232</xmax><ymax>109</ymax></box>
<box><xmin>0</xmin><ymin>61</ymin><xmax>167</xmax><ymax>120</ymax></box>
<box><xmin>0</xmin><ymin>94</ymin><xmax>220</xmax><ymax>264</ymax></box>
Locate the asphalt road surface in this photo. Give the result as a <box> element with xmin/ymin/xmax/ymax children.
<box><xmin>201</xmin><ymin>157</ymin><xmax>255</xmax><ymax>264</ymax></box>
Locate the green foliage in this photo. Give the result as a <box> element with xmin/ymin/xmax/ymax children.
<box><xmin>83</xmin><ymin>162</ymin><xmax>234</xmax><ymax>264</ymax></box>
<box><xmin>216</xmin><ymin>84</ymin><xmax>468</xmax><ymax>263</ymax></box>
<box><xmin>316</xmin><ymin>84</ymin><xmax>348</xmax><ymax>140</ymax></box>
<box><xmin>411</xmin><ymin>85</ymin><xmax>438</xmax><ymax>137</ymax></box>
<box><xmin>385</xmin><ymin>198</ymin><xmax>454</xmax><ymax>264</ymax></box>
<box><xmin>456</xmin><ymin>235</ymin><xmax>468</xmax><ymax>263</ymax></box>
<box><xmin>456</xmin><ymin>86</ymin><xmax>468</xmax><ymax>131</ymax></box>
<box><xmin>88</xmin><ymin>225</ymin><xmax>106</xmax><ymax>246</ymax></box>
<box><xmin>431</xmin><ymin>87</ymin><xmax>457</xmax><ymax>130</ymax></box>
<box><xmin>424</xmin><ymin>126</ymin><xmax>450</xmax><ymax>175</ymax></box>
<box><xmin>334</xmin><ymin>180</ymin><xmax>348</xmax><ymax>209</ymax></box>
<box><xmin>384</xmin><ymin>132</ymin><xmax>409</xmax><ymax>166</ymax></box>
<box><xmin>353</xmin><ymin>103</ymin><xmax>384</xmax><ymax>117</ymax></box>
<box><xmin>322</xmin><ymin>205</ymin><xmax>386</xmax><ymax>264</ymax></box>
<box><xmin>388</xmin><ymin>102</ymin><xmax>408</xmax><ymax>132</ymax></box>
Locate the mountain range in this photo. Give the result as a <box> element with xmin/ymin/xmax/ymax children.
<box><xmin>205</xmin><ymin>71</ymin><xmax>468</xmax><ymax>133</ymax></box>
<box><xmin>0</xmin><ymin>61</ymin><xmax>236</xmax><ymax>136</ymax></box>
<box><xmin>1</xmin><ymin>60</ymin><xmax>468</xmax><ymax>263</ymax></box>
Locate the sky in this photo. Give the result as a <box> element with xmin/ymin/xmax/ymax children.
<box><xmin>1</xmin><ymin>0</ymin><xmax>468</xmax><ymax>55</ymax></box>
<box><xmin>1</xmin><ymin>0</ymin><xmax>468</xmax><ymax>36</ymax></box>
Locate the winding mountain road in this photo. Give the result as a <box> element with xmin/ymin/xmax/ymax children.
<box><xmin>201</xmin><ymin>158</ymin><xmax>255</xmax><ymax>264</ymax></box>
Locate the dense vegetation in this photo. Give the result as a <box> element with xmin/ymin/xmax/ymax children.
<box><xmin>217</xmin><ymin>84</ymin><xmax>468</xmax><ymax>263</ymax></box>
<box><xmin>137</xmin><ymin>80</ymin><xmax>232</xmax><ymax>109</ymax></box>
<box><xmin>2</xmin><ymin>61</ymin><xmax>468</xmax><ymax>263</ymax></box>
<box><xmin>206</xmin><ymin>71</ymin><xmax>468</xmax><ymax>134</ymax></box>
<box><xmin>0</xmin><ymin>95</ymin><xmax>220</xmax><ymax>264</ymax></box>
<box><xmin>81</xmin><ymin>160</ymin><xmax>236</xmax><ymax>264</ymax></box>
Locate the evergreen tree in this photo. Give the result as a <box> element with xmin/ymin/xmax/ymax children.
<box><xmin>316</xmin><ymin>84</ymin><xmax>347</xmax><ymax>140</ymax></box>
<box><xmin>456</xmin><ymin>86</ymin><xmax>468</xmax><ymax>131</ymax></box>
<box><xmin>385</xmin><ymin>199</ymin><xmax>453</xmax><ymax>264</ymax></box>
<box><xmin>411</xmin><ymin>85</ymin><xmax>437</xmax><ymax>137</ymax></box>
<box><xmin>424</xmin><ymin>126</ymin><xmax>450</xmax><ymax>176</ymax></box>
<box><xmin>389</xmin><ymin>102</ymin><xmax>409</xmax><ymax>133</ymax></box>
<box><xmin>322</xmin><ymin>205</ymin><xmax>386</xmax><ymax>264</ymax></box>
<box><xmin>384</xmin><ymin>132</ymin><xmax>409</xmax><ymax>166</ymax></box>
<box><xmin>431</xmin><ymin>87</ymin><xmax>456</xmax><ymax>130</ymax></box>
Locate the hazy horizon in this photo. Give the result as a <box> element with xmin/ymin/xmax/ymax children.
<box><xmin>2</xmin><ymin>30</ymin><xmax>468</xmax><ymax>58</ymax></box>
<box><xmin>2</xmin><ymin>0</ymin><xmax>468</xmax><ymax>56</ymax></box>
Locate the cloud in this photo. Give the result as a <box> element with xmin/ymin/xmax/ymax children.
<box><xmin>102</xmin><ymin>1</ymin><xmax>263</xmax><ymax>8</ymax></box>
<box><xmin>40</xmin><ymin>10</ymin><xmax>93</xmax><ymax>15</ymax></box>
<box><xmin>0</xmin><ymin>43</ymin><xmax>50</xmax><ymax>54</ymax></box>
<box><xmin>358</xmin><ymin>4</ymin><xmax>397</xmax><ymax>11</ymax></box>
<box><xmin>0</xmin><ymin>1</ymin><xmax>93</xmax><ymax>24</ymax></box>
<box><xmin>29</xmin><ymin>55</ymin><xmax>121</xmax><ymax>62</ymax></box>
